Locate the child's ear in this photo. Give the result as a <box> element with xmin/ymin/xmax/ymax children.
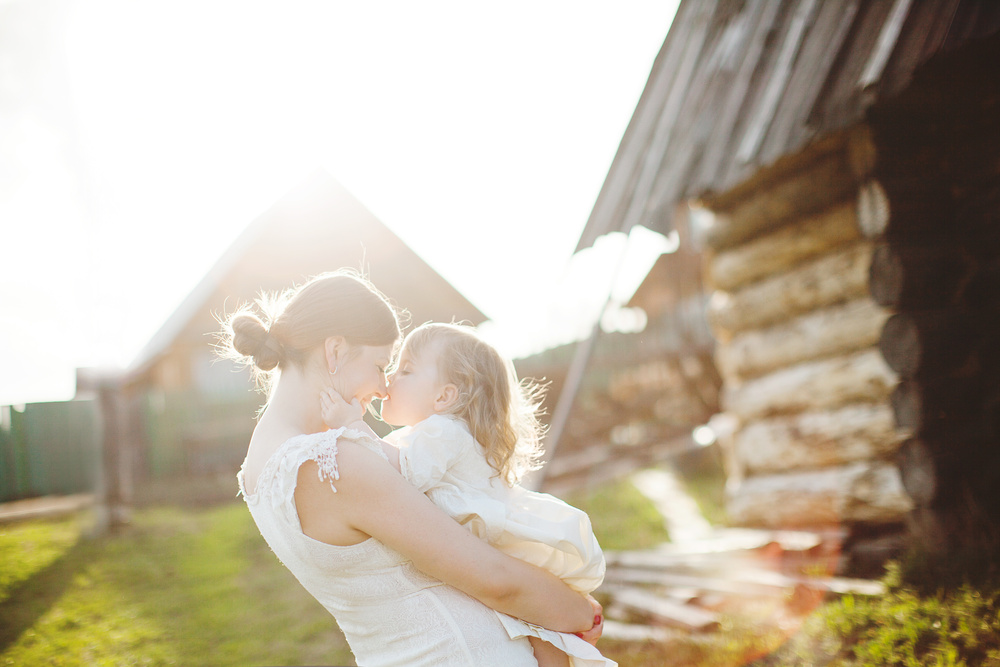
<box><xmin>434</xmin><ymin>384</ymin><xmax>459</xmax><ymax>412</ymax></box>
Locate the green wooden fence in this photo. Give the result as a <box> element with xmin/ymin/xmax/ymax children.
<box><xmin>0</xmin><ymin>400</ymin><xmax>100</xmax><ymax>503</ymax></box>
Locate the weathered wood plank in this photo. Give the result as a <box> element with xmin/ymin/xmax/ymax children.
<box><xmin>706</xmin><ymin>201</ymin><xmax>861</xmax><ymax>291</ymax></box>
<box><xmin>603</xmin><ymin>569</ymin><xmax>789</xmax><ymax>599</ymax></box>
<box><xmin>600</xmin><ymin>619</ymin><xmax>679</xmax><ymax>643</ymax></box>
<box><xmin>758</xmin><ymin>0</ymin><xmax>861</xmax><ymax>166</ymax></box>
<box><xmin>610</xmin><ymin>586</ymin><xmax>720</xmax><ymax>632</ymax></box>
<box><xmin>715</xmin><ymin>298</ymin><xmax>889</xmax><ymax>382</ymax></box>
<box><xmin>707</xmin><ymin>242</ymin><xmax>873</xmax><ymax>336</ymax></box>
<box><xmin>604</xmin><ymin>563</ymin><xmax>885</xmax><ymax>598</ymax></box>
<box><xmin>722</xmin><ymin>347</ymin><xmax>896</xmax><ymax>421</ymax></box>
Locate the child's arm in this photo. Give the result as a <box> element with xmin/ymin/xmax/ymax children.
<box><xmin>320</xmin><ymin>389</ymin><xmax>401</xmax><ymax>472</ymax></box>
<box><xmin>528</xmin><ymin>637</ymin><xmax>570</xmax><ymax>667</ymax></box>
<box><xmin>379</xmin><ymin>438</ymin><xmax>401</xmax><ymax>473</ymax></box>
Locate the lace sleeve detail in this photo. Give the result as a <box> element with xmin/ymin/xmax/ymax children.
<box><xmin>312</xmin><ymin>440</ymin><xmax>341</xmax><ymax>490</ymax></box>
<box><xmin>304</xmin><ymin>426</ymin><xmax>388</xmax><ymax>487</ymax></box>
<box><xmin>249</xmin><ymin>427</ymin><xmax>390</xmax><ymax>512</ymax></box>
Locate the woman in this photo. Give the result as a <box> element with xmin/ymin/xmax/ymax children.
<box><xmin>220</xmin><ymin>270</ymin><xmax>599</xmax><ymax>666</ymax></box>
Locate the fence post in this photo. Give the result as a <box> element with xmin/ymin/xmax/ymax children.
<box><xmin>78</xmin><ymin>368</ymin><xmax>130</xmax><ymax>534</ymax></box>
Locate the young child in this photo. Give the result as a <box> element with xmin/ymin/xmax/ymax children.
<box><xmin>322</xmin><ymin>322</ymin><xmax>615</xmax><ymax>667</ymax></box>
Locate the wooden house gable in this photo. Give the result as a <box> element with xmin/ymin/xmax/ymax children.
<box><xmin>128</xmin><ymin>170</ymin><xmax>485</xmax><ymax>390</ymax></box>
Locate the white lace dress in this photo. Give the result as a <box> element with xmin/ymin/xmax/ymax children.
<box><xmin>389</xmin><ymin>415</ymin><xmax>615</xmax><ymax>667</ymax></box>
<box><xmin>237</xmin><ymin>427</ymin><xmax>540</xmax><ymax>667</ymax></box>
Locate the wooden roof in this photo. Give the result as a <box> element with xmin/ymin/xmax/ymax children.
<box><xmin>128</xmin><ymin>170</ymin><xmax>485</xmax><ymax>379</ymax></box>
<box><xmin>577</xmin><ymin>0</ymin><xmax>1000</xmax><ymax>251</ymax></box>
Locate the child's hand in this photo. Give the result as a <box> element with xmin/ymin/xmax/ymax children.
<box><xmin>320</xmin><ymin>388</ymin><xmax>364</xmax><ymax>429</ymax></box>
<box><xmin>574</xmin><ymin>595</ymin><xmax>604</xmax><ymax>646</ymax></box>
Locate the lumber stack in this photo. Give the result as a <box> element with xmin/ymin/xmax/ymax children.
<box><xmin>701</xmin><ymin>130</ymin><xmax>911</xmax><ymax>547</ymax></box>
<box><xmin>598</xmin><ymin>526</ymin><xmax>880</xmax><ymax>640</ymax></box>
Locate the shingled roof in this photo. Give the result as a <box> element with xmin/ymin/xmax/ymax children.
<box><xmin>577</xmin><ymin>0</ymin><xmax>1000</xmax><ymax>251</ymax></box>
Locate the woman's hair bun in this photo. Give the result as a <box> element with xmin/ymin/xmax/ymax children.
<box><xmin>230</xmin><ymin>311</ymin><xmax>283</xmax><ymax>371</ymax></box>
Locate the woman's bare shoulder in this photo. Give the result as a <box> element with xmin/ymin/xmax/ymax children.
<box><xmin>295</xmin><ymin>435</ymin><xmax>404</xmax><ymax>545</ymax></box>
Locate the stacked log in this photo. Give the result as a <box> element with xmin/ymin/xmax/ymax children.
<box><xmin>701</xmin><ymin>131</ymin><xmax>911</xmax><ymax>543</ymax></box>
<box><xmin>863</xmin><ymin>58</ymin><xmax>1000</xmax><ymax>558</ymax></box>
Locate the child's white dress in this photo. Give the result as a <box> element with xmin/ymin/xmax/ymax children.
<box><xmin>386</xmin><ymin>414</ymin><xmax>615</xmax><ymax>667</ymax></box>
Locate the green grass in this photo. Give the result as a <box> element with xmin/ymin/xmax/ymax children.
<box><xmin>4</xmin><ymin>465</ymin><xmax>877</xmax><ymax>667</ymax></box>
<box><xmin>679</xmin><ymin>465</ymin><xmax>729</xmax><ymax>527</ymax></box>
<box><xmin>759</xmin><ymin>564</ymin><xmax>1000</xmax><ymax>666</ymax></box>
<box><xmin>565</xmin><ymin>476</ymin><xmax>672</xmax><ymax>551</ymax></box>
<box><xmin>0</xmin><ymin>473</ymin><xmax>676</xmax><ymax>666</ymax></box>
<box><xmin>0</xmin><ymin>513</ymin><xmax>86</xmax><ymax>607</ymax></box>
<box><xmin>0</xmin><ymin>503</ymin><xmax>354</xmax><ymax>666</ymax></box>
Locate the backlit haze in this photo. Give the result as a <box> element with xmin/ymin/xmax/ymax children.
<box><xmin>1</xmin><ymin>1</ymin><xmax>679</xmax><ymax>406</ymax></box>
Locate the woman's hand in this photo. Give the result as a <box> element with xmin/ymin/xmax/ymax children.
<box><xmin>574</xmin><ymin>595</ymin><xmax>604</xmax><ymax>646</ymax></box>
<box><xmin>320</xmin><ymin>388</ymin><xmax>364</xmax><ymax>429</ymax></box>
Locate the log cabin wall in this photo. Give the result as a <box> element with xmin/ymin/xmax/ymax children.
<box><xmin>706</xmin><ymin>33</ymin><xmax>1000</xmax><ymax>572</ymax></box>
<box><xmin>864</xmin><ymin>35</ymin><xmax>1000</xmax><ymax>560</ymax></box>
<box><xmin>702</xmin><ymin>130</ymin><xmax>914</xmax><ymax>572</ymax></box>
<box><xmin>571</xmin><ymin>1</ymin><xmax>1000</xmax><ymax>574</ymax></box>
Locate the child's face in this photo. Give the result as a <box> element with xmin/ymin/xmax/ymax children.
<box><xmin>380</xmin><ymin>340</ymin><xmax>448</xmax><ymax>427</ymax></box>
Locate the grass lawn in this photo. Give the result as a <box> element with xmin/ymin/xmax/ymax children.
<box><xmin>0</xmin><ymin>503</ymin><xmax>354</xmax><ymax>666</ymax></box>
<box><xmin>0</xmin><ymin>468</ymin><xmax>790</xmax><ymax>666</ymax></box>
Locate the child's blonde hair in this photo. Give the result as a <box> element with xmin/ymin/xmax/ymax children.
<box><xmin>402</xmin><ymin>322</ymin><xmax>547</xmax><ymax>486</ymax></box>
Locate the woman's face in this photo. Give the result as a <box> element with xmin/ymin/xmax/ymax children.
<box><xmin>332</xmin><ymin>343</ymin><xmax>395</xmax><ymax>409</ymax></box>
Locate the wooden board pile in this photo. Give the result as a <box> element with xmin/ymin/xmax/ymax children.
<box><xmin>597</xmin><ymin>526</ymin><xmax>883</xmax><ymax>641</ymax></box>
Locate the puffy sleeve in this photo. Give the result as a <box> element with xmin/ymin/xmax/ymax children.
<box><xmin>391</xmin><ymin>415</ymin><xmax>470</xmax><ymax>493</ymax></box>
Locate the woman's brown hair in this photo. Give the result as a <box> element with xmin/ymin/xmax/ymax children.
<box><xmin>218</xmin><ymin>269</ymin><xmax>401</xmax><ymax>392</ymax></box>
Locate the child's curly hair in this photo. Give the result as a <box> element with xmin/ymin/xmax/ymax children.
<box><xmin>401</xmin><ymin>322</ymin><xmax>547</xmax><ymax>486</ymax></box>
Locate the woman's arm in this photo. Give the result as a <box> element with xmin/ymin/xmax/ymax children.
<box><xmin>295</xmin><ymin>441</ymin><xmax>595</xmax><ymax>634</ymax></box>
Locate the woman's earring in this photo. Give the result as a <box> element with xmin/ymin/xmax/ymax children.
<box><xmin>330</xmin><ymin>365</ymin><xmax>339</xmax><ymax>378</ymax></box>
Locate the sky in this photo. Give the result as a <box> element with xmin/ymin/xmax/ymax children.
<box><xmin>1</xmin><ymin>0</ymin><xmax>680</xmax><ymax>406</ymax></box>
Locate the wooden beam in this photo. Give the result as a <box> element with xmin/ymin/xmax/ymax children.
<box><xmin>706</xmin><ymin>202</ymin><xmax>861</xmax><ymax>291</ymax></box>
<box><xmin>609</xmin><ymin>587</ymin><xmax>720</xmax><ymax>632</ymax></box>
<box><xmin>722</xmin><ymin>348</ymin><xmax>896</xmax><ymax>421</ymax></box>
<box><xmin>734</xmin><ymin>402</ymin><xmax>906</xmax><ymax>475</ymax></box>
<box><xmin>715</xmin><ymin>298</ymin><xmax>889</xmax><ymax>382</ymax></box>
<box><xmin>700</xmin><ymin>149</ymin><xmax>857</xmax><ymax>251</ymax></box>
<box><xmin>707</xmin><ymin>242</ymin><xmax>873</xmax><ymax>336</ymax></box>
<box><xmin>727</xmin><ymin>462</ymin><xmax>913</xmax><ymax>527</ymax></box>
